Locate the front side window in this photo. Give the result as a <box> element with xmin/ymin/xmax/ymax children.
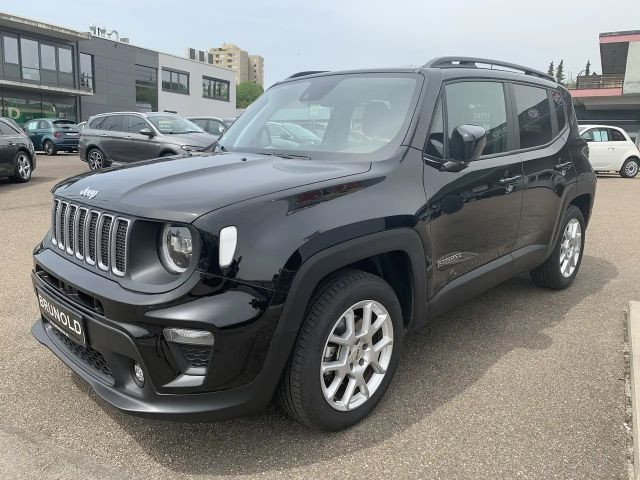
<box><xmin>20</xmin><ymin>38</ymin><xmax>40</xmax><ymax>81</ymax></box>
<box><xmin>444</xmin><ymin>81</ymin><xmax>507</xmax><ymax>156</ymax></box>
<box><xmin>220</xmin><ymin>73</ymin><xmax>421</xmax><ymax>161</ymax></box>
<box><xmin>3</xmin><ymin>36</ymin><xmax>18</xmax><ymax>64</ymax></box>
<box><xmin>126</xmin><ymin>115</ymin><xmax>151</xmax><ymax>134</ymax></box>
<box><xmin>513</xmin><ymin>84</ymin><xmax>552</xmax><ymax>149</ymax></box>
<box><xmin>581</xmin><ymin>128</ymin><xmax>609</xmax><ymax>142</ymax></box>
<box><xmin>147</xmin><ymin>115</ymin><xmax>203</xmax><ymax>134</ymax></box>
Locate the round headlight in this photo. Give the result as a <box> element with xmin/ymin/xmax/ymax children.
<box><xmin>160</xmin><ymin>224</ymin><xmax>193</xmax><ymax>274</ymax></box>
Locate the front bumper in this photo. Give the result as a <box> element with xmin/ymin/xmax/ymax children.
<box><xmin>31</xmin><ymin>246</ymin><xmax>294</xmax><ymax>421</ymax></box>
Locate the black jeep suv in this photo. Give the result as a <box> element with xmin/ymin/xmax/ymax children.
<box><xmin>32</xmin><ymin>57</ymin><xmax>596</xmax><ymax>431</ymax></box>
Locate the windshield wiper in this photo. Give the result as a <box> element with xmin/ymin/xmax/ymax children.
<box><xmin>262</xmin><ymin>152</ymin><xmax>311</xmax><ymax>160</ymax></box>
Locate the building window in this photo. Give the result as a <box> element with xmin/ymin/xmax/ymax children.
<box><xmin>20</xmin><ymin>38</ymin><xmax>40</xmax><ymax>81</ymax></box>
<box><xmin>80</xmin><ymin>53</ymin><xmax>94</xmax><ymax>91</ymax></box>
<box><xmin>202</xmin><ymin>76</ymin><xmax>230</xmax><ymax>101</ymax></box>
<box><xmin>57</xmin><ymin>47</ymin><xmax>73</xmax><ymax>74</ymax></box>
<box><xmin>162</xmin><ymin>68</ymin><xmax>189</xmax><ymax>94</ymax></box>
<box><xmin>3</xmin><ymin>35</ymin><xmax>19</xmax><ymax>64</ymax></box>
<box><xmin>135</xmin><ymin>64</ymin><xmax>158</xmax><ymax>111</ymax></box>
<box><xmin>40</xmin><ymin>44</ymin><xmax>56</xmax><ymax>71</ymax></box>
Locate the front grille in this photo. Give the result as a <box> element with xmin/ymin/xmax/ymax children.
<box><xmin>177</xmin><ymin>344</ymin><xmax>212</xmax><ymax>369</ymax></box>
<box><xmin>50</xmin><ymin>199</ymin><xmax>131</xmax><ymax>277</ymax></box>
<box><xmin>49</xmin><ymin>324</ymin><xmax>114</xmax><ymax>383</ymax></box>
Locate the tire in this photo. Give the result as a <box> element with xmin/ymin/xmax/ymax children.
<box><xmin>620</xmin><ymin>157</ymin><xmax>639</xmax><ymax>178</ymax></box>
<box><xmin>87</xmin><ymin>148</ymin><xmax>111</xmax><ymax>171</ymax></box>
<box><xmin>11</xmin><ymin>151</ymin><xmax>33</xmax><ymax>183</ymax></box>
<box><xmin>530</xmin><ymin>205</ymin><xmax>585</xmax><ymax>290</ymax></box>
<box><xmin>278</xmin><ymin>270</ymin><xmax>403</xmax><ymax>431</ymax></box>
<box><xmin>43</xmin><ymin>140</ymin><xmax>56</xmax><ymax>156</ymax></box>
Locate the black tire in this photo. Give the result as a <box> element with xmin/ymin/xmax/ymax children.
<box><xmin>161</xmin><ymin>151</ymin><xmax>177</xmax><ymax>157</ymax></box>
<box><xmin>87</xmin><ymin>148</ymin><xmax>111</xmax><ymax>171</ymax></box>
<box><xmin>43</xmin><ymin>140</ymin><xmax>57</xmax><ymax>156</ymax></box>
<box><xmin>530</xmin><ymin>205</ymin><xmax>585</xmax><ymax>290</ymax></box>
<box><xmin>278</xmin><ymin>270</ymin><xmax>403</xmax><ymax>431</ymax></box>
<box><xmin>11</xmin><ymin>151</ymin><xmax>32</xmax><ymax>183</ymax></box>
<box><xmin>620</xmin><ymin>157</ymin><xmax>639</xmax><ymax>178</ymax></box>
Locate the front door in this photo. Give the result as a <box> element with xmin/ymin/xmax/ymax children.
<box><xmin>581</xmin><ymin>127</ymin><xmax>616</xmax><ymax>169</ymax></box>
<box><xmin>423</xmin><ymin>80</ymin><xmax>523</xmax><ymax>297</ymax></box>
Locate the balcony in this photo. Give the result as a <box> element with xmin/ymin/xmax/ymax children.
<box><xmin>575</xmin><ymin>74</ymin><xmax>624</xmax><ymax>89</ymax></box>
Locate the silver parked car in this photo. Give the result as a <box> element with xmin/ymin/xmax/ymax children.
<box><xmin>79</xmin><ymin>112</ymin><xmax>217</xmax><ymax>170</ymax></box>
<box><xmin>186</xmin><ymin>116</ymin><xmax>229</xmax><ymax>137</ymax></box>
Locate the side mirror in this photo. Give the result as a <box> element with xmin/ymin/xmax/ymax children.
<box><xmin>139</xmin><ymin>127</ymin><xmax>155</xmax><ymax>137</ymax></box>
<box><xmin>449</xmin><ymin>124</ymin><xmax>487</xmax><ymax>164</ymax></box>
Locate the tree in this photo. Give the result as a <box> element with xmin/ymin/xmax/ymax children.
<box><xmin>585</xmin><ymin>60</ymin><xmax>591</xmax><ymax>76</ymax></box>
<box><xmin>236</xmin><ymin>82</ymin><xmax>264</xmax><ymax>109</ymax></box>
<box><xmin>547</xmin><ymin>61</ymin><xmax>554</xmax><ymax>77</ymax></box>
<box><xmin>555</xmin><ymin>60</ymin><xmax>566</xmax><ymax>85</ymax></box>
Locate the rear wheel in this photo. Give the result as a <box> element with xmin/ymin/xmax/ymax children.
<box><xmin>620</xmin><ymin>158</ymin><xmax>639</xmax><ymax>178</ymax></box>
<box><xmin>11</xmin><ymin>152</ymin><xmax>32</xmax><ymax>183</ymax></box>
<box><xmin>87</xmin><ymin>148</ymin><xmax>110</xmax><ymax>171</ymax></box>
<box><xmin>278</xmin><ymin>270</ymin><xmax>403</xmax><ymax>431</ymax></box>
<box><xmin>43</xmin><ymin>140</ymin><xmax>56</xmax><ymax>156</ymax></box>
<box><xmin>530</xmin><ymin>205</ymin><xmax>585</xmax><ymax>289</ymax></box>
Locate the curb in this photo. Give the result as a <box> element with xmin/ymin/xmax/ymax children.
<box><xmin>628</xmin><ymin>301</ymin><xmax>640</xmax><ymax>480</ymax></box>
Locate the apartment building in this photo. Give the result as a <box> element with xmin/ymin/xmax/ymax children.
<box><xmin>187</xmin><ymin>43</ymin><xmax>264</xmax><ymax>87</ymax></box>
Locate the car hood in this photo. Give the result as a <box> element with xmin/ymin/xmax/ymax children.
<box><xmin>159</xmin><ymin>131</ymin><xmax>217</xmax><ymax>148</ymax></box>
<box><xmin>53</xmin><ymin>152</ymin><xmax>371</xmax><ymax>222</ymax></box>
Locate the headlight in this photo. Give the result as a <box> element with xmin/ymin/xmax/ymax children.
<box><xmin>160</xmin><ymin>224</ymin><xmax>193</xmax><ymax>274</ymax></box>
<box><xmin>181</xmin><ymin>145</ymin><xmax>204</xmax><ymax>152</ymax></box>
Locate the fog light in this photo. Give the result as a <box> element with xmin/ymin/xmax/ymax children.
<box><xmin>163</xmin><ymin>328</ymin><xmax>214</xmax><ymax>346</ymax></box>
<box><xmin>132</xmin><ymin>362</ymin><xmax>145</xmax><ymax>387</ymax></box>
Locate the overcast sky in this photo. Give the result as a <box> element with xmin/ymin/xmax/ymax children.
<box><xmin>5</xmin><ymin>1</ymin><xmax>638</xmax><ymax>87</ymax></box>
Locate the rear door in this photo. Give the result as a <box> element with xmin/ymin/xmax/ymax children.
<box><xmin>96</xmin><ymin>115</ymin><xmax>128</xmax><ymax>162</ymax></box>
<box><xmin>423</xmin><ymin>80</ymin><xmax>523</xmax><ymax>295</ymax></box>
<box><xmin>512</xmin><ymin>84</ymin><xmax>576</xmax><ymax>253</ymax></box>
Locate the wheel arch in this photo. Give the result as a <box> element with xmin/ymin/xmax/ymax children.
<box><xmin>159</xmin><ymin>149</ymin><xmax>178</xmax><ymax>157</ymax></box>
<box><xmin>274</xmin><ymin>229</ymin><xmax>427</xmax><ymax>338</ymax></box>
<box><xmin>85</xmin><ymin>145</ymin><xmax>109</xmax><ymax>162</ymax></box>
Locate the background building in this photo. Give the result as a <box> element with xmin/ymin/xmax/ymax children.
<box><xmin>570</xmin><ymin>30</ymin><xmax>640</xmax><ymax>140</ymax></box>
<box><xmin>187</xmin><ymin>43</ymin><xmax>264</xmax><ymax>87</ymax></box>
<box><xmin>0</xmin><ymin>12</ymin><xmax>236</xmax><ymax>124</ymax></box>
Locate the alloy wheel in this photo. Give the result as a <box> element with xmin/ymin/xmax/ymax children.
<box><xmin>44</xmin><ymin>142</ymin><xmax>53</xmax><ymax>155</ymax></box>
<box><xmin>625</xmin><ymin>160</ymin><xmax>639</xmax><ymax>178</ymax></box>
<box><xmin>88</xmin><ymin>150</ymin><xmax>103</xmax><ymax>170</ymax></box>
<box><xmin>17</xmin><ymin>154</ymin><xmax>31</xmax><ymax>180</ymax></box>
<box><xmin>559</xmin><ymin>218</ymin><xmax>582</xmax><ymax>278</ymax></box>
<box><xmin>320</xmin><ymin>300</ymin><xmax>394</xmax><ymax>411</ymax></box>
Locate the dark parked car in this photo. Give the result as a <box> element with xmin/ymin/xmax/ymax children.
<box><xmin>186</xmin><ymin>116</ymin><xmax>229</xmax><ymax>137</ymax></box>
<box><xmin>0</xmin><ymin>117</ymin><xmax>36</xmax><ymax>183</ymax></box>
<box><xmin>23</xmin><ymin>118</ymin><xmax>80</xmax><ymax>155</ymax></box>
<box><xmin>31</xmin><ymin>58</ymin><xmax>596</xmax><ymax>431</ymax></box>
<box><xmin>79</xmin><ymin>112</ymin><xmax>217</xmax><ymax>170</ymax></box>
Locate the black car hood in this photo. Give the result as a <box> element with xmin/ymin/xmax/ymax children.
<box><xmin>53</xmin><ymin>152</ymin><xmax>371</xmax><ymax>222</ymax></box>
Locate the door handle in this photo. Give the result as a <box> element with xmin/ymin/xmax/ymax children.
<box><xmin>100</xmin><ymin>133</ymin><xmax>107</xmax><ymax>137</ymax></box>
<box><xmin>498</xmin><ymin>175</ymin><xmax>522</xmax><ymax>185</ymax></box>
<box><xmin>555</xmin><ymin>161</ymin><xmax>572</xmax><ymax>171</ymax></box>
<box><xmin>123</xmin><ymin>135</ymin><xmax>132</xmax><ymax>139</ymax></box>
<box><xmin>607</xmin><ymin>147</ymin><xmax>615</xmax><ymax>150</ymax></box>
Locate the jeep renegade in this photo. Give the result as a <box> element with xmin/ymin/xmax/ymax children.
<box><xmin>32</xmin><ymin>57</ymin><xmax>596</xmax><ymax>431</ymax></box>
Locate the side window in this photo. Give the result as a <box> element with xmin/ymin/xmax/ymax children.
<box><xmin>100</xmin><ymin>115</ymin><xmax>126</xmax><ymax>132</ymax></box>
<box><xmin>610</xmin><ymin>129</ymin><xmax>626</xmax><ymax>142</ymax></box>
<box><xmin>424</xmin><ymin>97</ymin><xmax>444</xmax><ymax>159</ymax></box>
<box><xmin>513</xmin><ymin>84</ymin><xmax>552</xmax><ymax>149</ymax></box>
<box><xmin>551</xmin><ymin>90</ymin><xmax>566</xmax><ymax>132</ymax></box>
<box><xmin>25</xmin><ymin>121</ymin><xmax>36</xmax><ymax>131</ymax></box>
<box><xmin>210</xmin><ymin>120</ymin><xmax>226</xmax><ymax>134</ymax></box>
<box><xmin>88</xmin><ymin>117</ymin><xmax>104</xmax><ymax>129</ymax></box>
<box><xmin>127</xmin><ymin>116</ymin><xmax>150</xmax><ymax>134</ymax></box>
<box><xmin>37</xmin><ymin>120</ymin><xmax>50</xmax><ymax>130</ymax></box>
<box><xmin>445</xmin><ymin>82</ymin><xmax>507</xmax><ymax>156</ymax></box>
<box><xmin>191</xmin><ymin>119</ymin><xmax>207</xmax><ymax>130</ymax></box>
<box><xmin>586</xmin><ymin>129</ymin><xmax>610</xmax><ymax>142</ymax></box>
<box><xmin>0</xmin><ymin>123</ymin><xmax>13</xmax><ymax>136</ymax></box>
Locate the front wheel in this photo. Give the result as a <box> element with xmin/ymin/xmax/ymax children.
<box><xmin>11</xmin><ymin>152</ymin><xmax>32</xmax><ymax>183</ymax></box>
<box><xmin>43</xmin><ymin>140</ymin><xmax>56</xmax><ymax>156</ymax></box>
<box><xmin>530</xmin><ymin>205</ymin><xmax>585</xmax><ymax>289</ymax></box>
<box><xmin>278</xmin><ymin>270</ymin><xmax>403</xmax><ymax>431</ymax></box>
<box><xmin>620</xmin><ymin>158</ymin><xmax>639</xmax><ymax>178</ymax></box>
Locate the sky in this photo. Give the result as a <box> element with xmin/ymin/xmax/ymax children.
<box><xmin>4</xmin><ymin>0</ymin><xmax>639</xmax><ymax>88</ymax></box>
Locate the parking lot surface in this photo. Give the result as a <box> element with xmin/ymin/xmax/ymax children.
<box><xmin>0</xmin><ymin>155</ymin><xmax>638</xmax><ymax>479</ymax></box>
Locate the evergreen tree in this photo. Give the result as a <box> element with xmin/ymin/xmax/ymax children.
<box><xmin>547</xmin><ymin>61</ymin><xmax>554</xmax><ymax>77</ymax></box>
<box><xmin>585</xmin><ymin>60</ymin><xmax>591</xmax><ymax>76</ymax></box>
<box><xmin>555</xmin><ymin>60</ymin><xmax>566</xmax><ymax>85</ymax></box>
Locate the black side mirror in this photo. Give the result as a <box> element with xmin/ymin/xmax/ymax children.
<box><xmin>139</xmin><ymin>127</ymin><xmax>155</xmax><ymax>137</ymax></box>
<box><xmin>449</xmin><ymin>124</ymin><xmax>487</xmax><ymax>164</ymax></box>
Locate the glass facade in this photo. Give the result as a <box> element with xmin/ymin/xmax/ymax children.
<box><xmin>135</xmin><ymin>64</ymin><xmax>158</xmax><ymax>111</ymax></box>
<box><xmin>0</xmin><ymin>90</ymin><xmax>77</xmax><ymax>124</ymax></box>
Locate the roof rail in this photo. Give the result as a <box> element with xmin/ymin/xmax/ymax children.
<box><xmin>286</xmin><ymin>70</ymin><xmax>329</xmax><ymax>79</ymax></box>
<box><xmin>424</xmin><ymin>57</ymin><xmax>555</xmax><ymax>82</ymax></box>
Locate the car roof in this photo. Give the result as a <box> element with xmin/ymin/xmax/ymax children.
<box><xmin>579</xmin><ymin>124</ymin><xmax>626</xmax><ymax>131</ymax></box>
<box><xmin>89</xmin><ymin>111</ymin><xmax>178</xmax><ymax>118</ymax></box>
<box><xmin>186</xmin><ymin>116</ymin><xmax>224</xmax><ymax>121</ymax></box>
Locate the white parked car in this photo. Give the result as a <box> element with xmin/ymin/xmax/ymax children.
<box><xmin>579</xmin><ymin>125</ymin><xmax>640</xmax><ymax>178</ymax></box>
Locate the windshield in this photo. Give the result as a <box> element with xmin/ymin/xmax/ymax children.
<box><xmin>148</xmin><ymin>115</ymin><xmax>204</xmax><ymax>134</ymax></box>
<box><xmin>219</xmin><ymin>73</ymin><xmax>422</xmax><ymax>160</ymax></box>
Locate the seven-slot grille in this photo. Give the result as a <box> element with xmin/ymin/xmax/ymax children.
<box><xmin>51</xmin><ymin>199</ymin><xmax>131</xmax><ymax>277</ymax></box>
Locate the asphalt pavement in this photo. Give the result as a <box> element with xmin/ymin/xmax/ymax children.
<box><xmin>0</xmin><ymin>155</ymin><xmax>638</xmax><ymax>479</ymax></box>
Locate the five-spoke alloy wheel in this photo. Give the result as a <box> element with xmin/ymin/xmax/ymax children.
<box><xmin>279</xmin><ymin>270</ymin><xmax>403</xmax><ymax>431</ymax></box>
<box><xmin>12</xmin><ymin>152</ymin><xmax>32</xmax><ymax>183</ymax></box>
